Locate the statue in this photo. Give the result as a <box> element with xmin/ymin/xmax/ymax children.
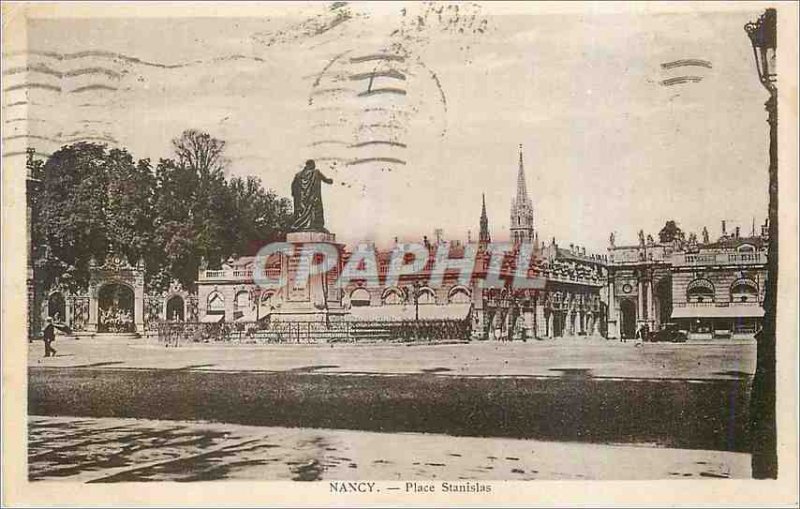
<box><xmin>290</xmin><ymin>159</ymin><xmax>333</xmax><ymax>232</ymax></box>
<box><xmin>609</xmin><ymin>232</ymin><xmax>615</xmax><ymax>247</ymax></box>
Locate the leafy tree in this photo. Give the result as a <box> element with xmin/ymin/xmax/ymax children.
<box><xmin>105</xmin><ymin>151</ymin><xmax>155</xmax><ymax>266</ymax></box>
<box><xmin>658</xmin><ymin>220</ymin><xmax>684</xmax><ymax>244</ymax></box>
<box><xmin>172</xmin><ymin>129</ymin><xmax>227</xmax><ymax>177</ymax></box>
<box><xmin>32</xmin><ymin>132</ymin><xmax>293</xmax><ymax>295</ymax></box>
<box><xmin>33</xmin><ymin>143</ymin><xmax>152</xmax><ymax>292</ymax></box>
<box><xmin>226</xmin><ymin>175</ymin><xmax>292</xmax><ymax>256</ymax></box>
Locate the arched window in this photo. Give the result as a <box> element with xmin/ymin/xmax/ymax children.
<box><xmin>448</xmin><ymin>287</ymin><xmax>471</xmax><ymax>304</ymax></box>
<box><xmin>48</xmin><ymin>292</ymin><xmax>66</xmax><ymax>322</ymax></box>
<box><xmin>687</xmin><ymin>279</ymin><xmax>715</xmax><ymax>303</ymax></box>
<box><xmin>737</xmin><ymin>244</ymin><xmax>755</xmax><ymax>253</ymax></box>
<box><xmin>207</xmin><ymin>292</ymin><xmax>225</xmax><ymax>314</ymax></box>
<box><xmin>234</xmin><ymin>291</ymin><xmax>250</xmax><ymax>319</ymax></box>
<box><xmin>731</xmin><ymin>279</ymin><xmax>759</xmax><ymax>303</ymax></box>
<box><xmin>261</xmin><ymin>290</ymin><xmax>276</xmax><ymax>307</ymax></box>
<box><xmin>350</xmin><ymin>288</ymin><xmax>371</xmax><ymax>307</ymax></box>
<box><xmin>382</xmin><ymin>287</ymin><xmax>405</xmax><ymax>305</ymax></box>
<box><xmin>417</xmin><ymin>287</ymin><xmax>436</xmax><ymax>305</ymax></box>
<box><xmin>166</xmin><ymin>295</ymin><xmax>185</xmax><ymax>321</ymax></box>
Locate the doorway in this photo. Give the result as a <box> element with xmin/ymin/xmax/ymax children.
<box><xmin>620</xmin><ymin>299</ymin><xmax>637</xmax><ymax>339</ymax></box>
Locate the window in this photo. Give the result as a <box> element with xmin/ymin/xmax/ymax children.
<box><xmin>207</xmin><ymin>293</ymin><xmax>225</xmax><ymax>313</ymax></box>
<box><xmin>687</xmin><ymin>279</ymin><xmax>715</xmax><ymax>303</ymax></box>
<box><xmin>448</xmin><ymin>288</ymin><xmax>471</xmax><ymax>304</ymax></box>
<box><xmin>731</xmin><ymin>279</ymin><xmax>758</xmax><ymax>303</ymax></box>
<box><xmin>234</xmin><ymin>291</ymin><xmax>249</xmax><ymax>319</ymax></box>
<box><xmin>418</xmin><ymin>288</ymin><xmax>436</xmax><ymax>305</ymax></box>
<box><xmin>382</xmin><ymin>288</ymin><xmax>404</xmax><ymax>305</ymax></box>
<box><xmin>350</xmin><ymin>288</ymin><xmax>371</xmax><ymax>307</ymax></box>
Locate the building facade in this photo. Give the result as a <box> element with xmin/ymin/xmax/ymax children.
<box><xmin>607</xmin><ymin>222</ymin><xmax>768</xmax><ymax>339</ymax></box>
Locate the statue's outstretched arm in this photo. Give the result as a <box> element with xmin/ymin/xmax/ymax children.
<box><xmin>318</xmin><ymin>171</ymin><xmax>333</xmax><ymax>184</ymax></box>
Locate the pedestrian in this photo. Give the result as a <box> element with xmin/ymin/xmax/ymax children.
<box><xmin>42</xmin><ymin>317</ymin><xmax>57</xmax><ymax>358</ymax></box>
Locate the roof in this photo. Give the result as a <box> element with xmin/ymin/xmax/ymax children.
<box><xmin>671</xmin><ymin>305</ymin><xmax>764</xmax><ymax>319</ymax></box>
<box><xmin>348</xmin><ymin>303</ymin><xmax>471</xmax><ymax>322</ymax></box>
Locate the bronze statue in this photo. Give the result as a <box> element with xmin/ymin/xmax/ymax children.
<box><xmin>290</xmin><ymin>159</ymin><xmax>333</xmax><ymax>232</ymax></box>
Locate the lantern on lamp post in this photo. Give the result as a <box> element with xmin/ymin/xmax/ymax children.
<box><xmin>744</xmin><ymin>7</ymin><xmax>777</xmax><ymax>480</ymax></box>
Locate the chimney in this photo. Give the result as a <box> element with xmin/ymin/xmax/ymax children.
<box><xmin>721</xmin><ymin>220</ymin><xmax>727</xmax><ymax>237</ymax></box>
<box><xmin>735</xmin><ymin>226</ymin><xmax>740</xmax><ymax>239</ymax></box>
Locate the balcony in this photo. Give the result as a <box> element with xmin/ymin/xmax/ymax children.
<box><xmin>671</xmin><ymin>300</ymin><xmax>764</xmax><ymax>319</ymax></box>
<box><xmin>673</xmin><ymin>252</ymin><xmax>765</xmax><ymax>267</ymax></box>
<box><xmin>199</xmin><ymin>268</ymin><xmax>279</xmax><ymax>282</ymax></box>
<box><xmin>673</xmin><ymin>301</ymin><xmax>762</xmax><ymax>308</ymax></box>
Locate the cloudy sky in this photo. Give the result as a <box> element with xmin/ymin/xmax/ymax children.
<box><xmin>5</xmin><ymin>2</ymin><xmax>770</xmax><ymax>251</ymax></box>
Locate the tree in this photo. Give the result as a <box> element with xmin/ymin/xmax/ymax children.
<box><xmin>33</xmin><ymin>143</ymin><xmax>152</xmax><ymax>292</ymax></box>
<box><xmin>31</xmin><ymin>132</ymin><xmax>293</xmax><ymax>296</ymax></box>
<box><xmin>172</xmin><ymin>129</ymin><xmax>227</xmax><ymax>178</ymax></box>
<box><xmin>105</xmin><ymin>151</ymin><xmax>155</xmax><ymax>266</ymax></box>
<box><xmin>226</xmin><ymin>175</ymin><xmax>292</xmax><ymax>256</ymax></box>
<box><xmin>657</xmin><ymin>220</ymin><xmax>684</xmax><ymax>244</ymax></box>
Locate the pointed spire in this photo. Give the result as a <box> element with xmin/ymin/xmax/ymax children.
<box><xmin>479</xmin><ymin>192</ymin><xmax>491</xmax><ymax>244</ymax></box>
<box><xmin>510</xmin><ymin>144</ymin><xmax>535</xmax><ymax>245</ymax></box>
<box><xmin>516</xmin><ymin>144</ymin><xmax>530</xmax><ymax>207</ymax></box>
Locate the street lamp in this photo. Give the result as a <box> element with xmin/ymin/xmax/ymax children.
<box><xmin>412</xmin><ymin>279</ymin><xmax>421</xmax><ymax>323</ymax></box>
<box><xmin>745</xmin><ymin>7</ymin><xmax>777</xmax><ymax>480</ymax></box>
<box><xmin>745</xmin><ymin>9</ymin><xmax>777</xmax><ymax>91</ymax></box>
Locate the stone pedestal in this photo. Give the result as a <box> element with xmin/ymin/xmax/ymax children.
<box><xmin>270</xmin><ymin>231</ymin><xmax>347</xmax><ymax>323</ymax></box>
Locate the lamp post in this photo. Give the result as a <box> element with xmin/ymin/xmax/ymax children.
<box><xmin>745</xmin><ymin>7</ymin><xmax>777</xmax><ymax>480</ymax></box>
<box><xmin>412</xmin><ymin>279</ymin><xmax>421</xmax><ymax>323</ymax></box>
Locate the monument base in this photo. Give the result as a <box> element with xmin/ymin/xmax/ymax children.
<box><xmin>286</xmin><ymin>231</ymin><xmax>335</xmax><ymax>243</ymax></box>
<box><xmin>270</xmin><ymin>230</ymin><xmax>346</xmax><ymax>324</ymax></box>
<box><xmin>269</xmin><ymin>309</ymin><xmax>348</xmax><ymax>323</ymax></box>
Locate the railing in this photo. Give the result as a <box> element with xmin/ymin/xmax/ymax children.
<box><xmin>676</xmin><ymin>252</ymin><xmax>765</xmax><ymax>266</ymax></box>
<box><xmin>155</xmin><ymin>318</ymin><xmax>471</xmax><ymax>347</ymax></box>
<box><xmin>199</xmin><ymin>268</ymin><xmax>278</xmax><ymax>281</ymax></box>
<box><xmin>673</xmin><ymin>301</ymin><xmax>762</xmax><ymax>308</ymax></box>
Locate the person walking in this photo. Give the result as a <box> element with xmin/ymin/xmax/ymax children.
<box><xmin>42</xmin><ymin>318</ymin><xmax>57</xmax><ymax>358</ymax></box>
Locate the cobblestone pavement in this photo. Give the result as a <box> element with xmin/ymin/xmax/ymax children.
<box><xmin>29</xmin><ymin>416</ymin><xmax>750</xmax><ymax>482</ymax></box>
<box><xmin>28</xmin><ymin>338</ymin><xmax>755</xmax><ymax>380</ymax></box>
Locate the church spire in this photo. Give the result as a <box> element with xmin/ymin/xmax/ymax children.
<box><xmin>510</xmin><ymin>144</ymin><xmax>535</xmax><ymax>245</ymax></box>
<box><xmin>479</xmin><ymin>193</ymin><xmax>491</xmax><ymax>245</ymax></box>
<box><xmin>515</xmin><ymin>144</ymin><xmax>530</xmax><ymax>208</ymax></box>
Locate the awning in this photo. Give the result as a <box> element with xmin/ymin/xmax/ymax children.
<box><xmin>235</xmin><ymin>304</ymin><xmax>271</xmax><ymax>322</ymax></box>
<box><xmin>672</xmin><ymin>305</ymin><xmax>764</xmax><ymax>319</ymax></box>
<box><xmin>348</xmin><ymin>303</ymin><xmax>471</xmax><ymax>322</ymax></box>
<box><xmin>200</xmin><ymin>313</ymin><xmax>224</xmax><ymax>323</ymax></box>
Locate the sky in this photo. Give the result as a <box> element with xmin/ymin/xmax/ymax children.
<box><xmin>4</xmin><ymin>2</ymin><xmax>771</xmax><ymax>252</ymax></box>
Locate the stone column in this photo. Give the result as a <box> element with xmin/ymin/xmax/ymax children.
<box><xmin>471</xmin><ymin>283</ymin><xmax>484</xmax><ymax>339</ymax></box>
<box><xmin>647</xmin><ymin>279</ymin><xmax>655</xmax><ymax>328</ymax></box>
<box><xmin>87</xmin><ymin>286</ymin><xmax>98</xmax><ymax>333</ymax></box>
<box><xmin>134</xmin><ymin>285</ymin><xmax>145</xmax><ymax>332</ymax></box>
<box><xmin>522</xmin><ymin>309</ymin><xmax>534</xmax><ymax>340</ymax></box>
<box><xmin>65</xmin><ymin>295</ymin><xmax>73</xmax><ymax>328</ymax></box>
<box><xmin>607</xmin><ymin>275</ymin><xmax>618</xmax><ymax>338</ymax></box>
<box><xmin>547</xmin><ymin>311</ymin><xmax>554</xmax><ymax>338</ymax></box>
<box><xmin>224</xmin><ymin>287</ymin><xmax>235</xmax><ymax>323</ymax></box>
<box><xmin>637</xmin><ymin>277</ymin><xmax>644</xmax><ymax>325</ymax></box>
<box><xmin>535</xmin><ymin>300</ymin><xmax>547</xmax><ymax>338</ymax></box>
